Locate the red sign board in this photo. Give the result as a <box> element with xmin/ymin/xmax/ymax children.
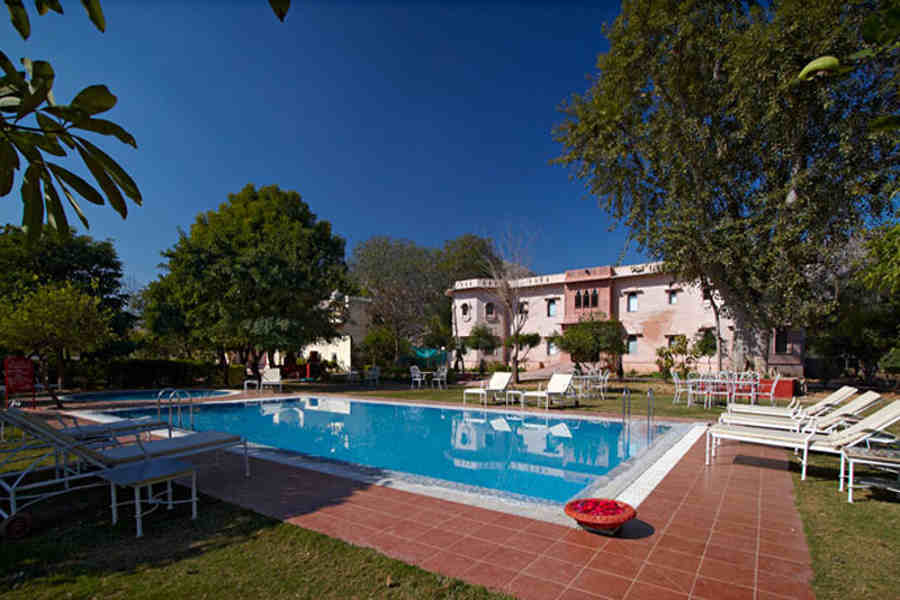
<box><xmin>4</xmin><ymin>356</ymin><xmax>35</xmax><ymax>402</ymax></box>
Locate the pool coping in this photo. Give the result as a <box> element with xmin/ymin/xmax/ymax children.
<box><xmin>65</xmin><ymin>394</ymin><xmax>703</xmax><ymax>527</ymax></box>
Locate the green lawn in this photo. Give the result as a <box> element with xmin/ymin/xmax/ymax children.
<box><xmin>317</xmin><ymin>380</ymin><xmax>725</xmax><ymax>421</ymax></box>
<box><xmin>792</xmin><ymin>444</ymin><xmax>900</xmax><ymax>600</ymax></box>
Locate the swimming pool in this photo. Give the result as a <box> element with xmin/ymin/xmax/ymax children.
<box><xmin>110</xmin><ymin>397</ymin><xmax>678</xmax><ymax>505</ymax></box>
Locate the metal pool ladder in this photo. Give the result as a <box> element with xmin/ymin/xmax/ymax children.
<box><xmin>156</xmin><ymin>389</ymin><xmax>195</xmax><ymax>430</ymax></box>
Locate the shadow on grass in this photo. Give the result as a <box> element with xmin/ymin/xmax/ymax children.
<box><xmin>0</xmin><ymin>483</ymin><xmax>278</xmax><ymax>590</ymax></box>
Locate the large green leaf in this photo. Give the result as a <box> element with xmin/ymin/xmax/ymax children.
<box><xmin>79</xmin><ymin>0</ymin><xmax>104</xmax><ymax>32</ymax></box>
<box><xmin>39</xmin><ymin>168</ymin><xmax>68</xmax><ymax>231</ymax></box>
<box><xmin>35</xmin><ymin>0</ymin><xmax>63</xmax><ymax>16</ymax></box>
<box><xmin>0</xmin><ymin>140</ymin><xmax>17</xmax><ymax>195</ymax></box>
<box><xmin>47</xmin><ymin>162</ymin><xmax>104</xmax><ymax>205</ymax></box>
<box><xmin>269</xmin><ymin>0</ymin><xmax>290</xmax><ymax>21</ymax></box>
<box><xmin>76</xmin><ymin>137</ymin><xmax>141</xmax><ymax>204</ymax></box>
<box><xmin>75</xmin><ymin>143</ymin><xmax>127</xmax><ymax>218</ymax></box>
<box><xmin>74</xmin><ymin>116</ymin><xmax>137</xmax><ymax>147</ymax></box>
<box><xmin>6</xmin><ymin>0</ymin><xmax>30</xmax><ymax>39</ymax></box>
<box><xmin>0</xmin><ymin>50</ymin><xmax>24</xmax><ymax>86</ymax></box>
<box><xmin>35</xmin><ymin>111</ymin><xmax>63</xmax><ymax>139</ymax></box>
<box><xmin>71</xmin><ymin>84</ymin><xmax>116</xmax><ymax>115</ymax></box>
<box><xmin>51</xmin><ymin>172</ymin><xmax>91</xmax><ymax>229</ymax></box>
<box><xmin>798</xmin><ymin>56</ymin><xmax>840</xmax><ymax>81</ymax></box>
<box><xmin>21</xmin><ymin>164</ymin><xmax>42</xmax><ymax>244</ymax></box>
<box><xmin>43</xmin><ymin>104</ymin><xmax>89</xmax><ymax>124</ymax></box>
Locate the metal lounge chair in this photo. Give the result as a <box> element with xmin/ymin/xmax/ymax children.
<box><xmin>706</xmin><ymin>400</ymin><xmax>900</xmax><ymax>480</ymax></box>
<box><xmin>727</xmin><ymin>385</ymin><xmax>857</xmax><ymax>418</ymax></box>
<box><xmin>0</xmin><ymin>408</ymin><xmax>249</xmax><ymax>537</ymax></box>
<box><xmin>462</xmin><ymin>372</ymin><xmax>512</xmax><ymax>406</ymax></box>
<box><xmin>718</xmin><ymin>391</ymin><xmax>881</xmax><ymax>432</ymax></box>
<box><xmin>522</xmin><ymin>373</ymin><xmax>575</xmax><ymax>410</ymax></box>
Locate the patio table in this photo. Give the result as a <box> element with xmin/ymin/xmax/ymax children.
<box><xmin>99</xmin><ymin>458</ymin><xmax>197</xmax><ymax>538</ymax></box>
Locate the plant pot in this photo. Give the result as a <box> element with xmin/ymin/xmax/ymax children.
<box><xmin>564</xmin><ymin>498</ymin><xmax>636</xmax><ymax>536</ymax></box>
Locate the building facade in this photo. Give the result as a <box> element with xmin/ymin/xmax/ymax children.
<box><xmin>448</xmin><ymin>263</ymin><xmax>804</xmax><ymax>376</ymax></box>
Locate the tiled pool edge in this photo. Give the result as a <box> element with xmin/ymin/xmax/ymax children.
<box><xmin>617</xmin><ymin>423</ymin><xmax>706</xmax><ymax>507</ymax></box>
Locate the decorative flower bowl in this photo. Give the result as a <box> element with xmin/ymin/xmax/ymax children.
<box><xmin>564</xmin><ymin>498</ymin><xmax>636</xmax><ymax>536</ymax></box>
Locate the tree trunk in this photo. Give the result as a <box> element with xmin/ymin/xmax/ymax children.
<box><xmin>731</xmin><ymin>308</ymin><xmax>767</xmax><ymax>372</ymax></box>
<box><xmin>56</xmin><ymin>348</ymin><xmax>65</xmax><ymax>389</ymax></box>
<box><xmin>247</xmin><ymin>348</ymin><xmax>262</xmax><ymax>382</ymax></box>
<box><xmin>708</xmin><ymin>296</ymin><xmax>723</xmax><ymax>371</ymax></box>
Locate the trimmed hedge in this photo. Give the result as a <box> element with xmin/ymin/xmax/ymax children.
<box><xmin>105</xmin><ymin>359</ymin><xmax>220</xmax><ymax>389</ymax></box>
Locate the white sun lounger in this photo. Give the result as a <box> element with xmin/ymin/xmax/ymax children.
<box><xmin>727</xmin><ymin>385</ymin><xmax>857</xmax><ymax>418</ymax></box>
<box><xmin>706</xmin><ymin>400</ymin><xmax>900</xmax><ymax>480</ymax></box>
<box><xmin>463</xmin><ymin>372</ymin><xmax>512</xmax><ymax>406</ymax></box>
<box><xmin>718</xmin><ymin>391</ymin><xmax>881</xmax><ymax>432</ymax></box>
<box><xmin>523</xmin><ymin>373</ymin><xmax>575</xmax><ymax>410</ymax></box>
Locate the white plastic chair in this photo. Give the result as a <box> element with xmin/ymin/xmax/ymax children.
<box><xmin>671</xmin><ymin>372</ymin><xmax>690</xmax><ymax>405</ymax></box>
<box><xmin>432</xmin><ymin>365</ymin><xmax>448</xmax><ymax>389</ymax></box>
<box><xmin>409</xmin><ymin>366</ymin><xmax>425</xmax><ymax>389</ymax></box>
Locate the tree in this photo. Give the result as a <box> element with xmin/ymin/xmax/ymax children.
<box><xmin>859</xmin><ymin>223</ymin><xmax>900</xmax><ymax>296</ymax></box>
<box><xmin>555</xmin><ymin>0</ymin><xmax>897</xmax><ymax>372</ymax></box>
<box><xmin>1</xmin><ymin>1</ymin><xmax>290</xmax><ymax>238</ymax></box>
<box><xmin>350</xmin><ymin>237</ymin><xmax>444</xmax><ymax>362</ymax></box>
<box><xmin>435</xmin><ymin>234</ymin><xmax>500</xmax><ymax>371</ymax></box>
<box><xmin>550</xmin><ymin>314</ymin><xmax>627</xmax><ymax>373</ymax></box>
<box><xmin>479</xmin><ymin>230</ymin><xmax>538</xmax><ymax>383</ymax></box>
<box><xmin>690</xmin><ymin>329</ymin><xmax>718</xmax><ymax>372</ymax></box>
<box><xmin>806</xmin><ymin>283</ymin><xmax>900</xmax><ymax>383</ymax></box>
<box><xmin>0</xmin><ymin>282</ymin><xmax>111</xmax><ymax>393</ymax></box>
<box><xmin>655</xmin><ymin>335</ymin><xmax>695</xmax><ymax>380</ymax></box>
<box><xmin>156</xmin><ymin>184</ymin><xmax>348</xmax><ymax>380</ymax></box>
<box><xmin>359</xmin><ymin>325</ymin><xmax>410</xmax><ymax>369</ymax></box>
<box><xmin>0</xmin><ymin>225</ymin><xmax>135</xmax><ymax>358</ymax></box>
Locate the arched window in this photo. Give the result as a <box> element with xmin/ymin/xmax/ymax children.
<box><xmin>460</xmin><ymin>303</ymin><xmax>470</xmax><ymax>321</ymax></box>
<box><xmin>574</xmin><ymin>291</ymin><xmax>582</xmax><ymax>309</ymax></box>
<box><xmin>485</xmin><ymin>302</ymin><xmax>495</xmax><ymax>317</ymax></box>
<box><xmin>591</xmin><ymin>289</ymin><xmax>598</xmax><ymax>308</ymax></box>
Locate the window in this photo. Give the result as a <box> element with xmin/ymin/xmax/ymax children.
<box><xmin>460</xmin><ymin>303</ymin><xmax>470</xmax><ymax>319</ymax></box>
<box><xmin>574</xmin><ymin>291</ymin><xmax>582</xmax><ymax>309</ymax></box>
<box><xmin>627</xmin><ymin>335</ymin><xmax>638</xmax><ymax>354</ymax></box>
<box><xmin>668</xmin><ymin>291</ymin><xmax>678</xmax><ymax>305</ymax></box>
<box><xmin>518</xmin><ymin>301</ymin><xmax>528</xmax><ymax>315</ymax></box>
<box><xmin>627</xmin><ymin>292</ymin><xmax>638</xmax><ymax>312</ymax></box>
<box><xmin>485</xmin><ymin>302</ymin><xmax>495</xmax><ymax>317</ymax></box>
<box><xmin>591</xmin><ymin>289</ymin><xmax>598</xmax><ymax>308</ymax></box>
<box><xmin>547</xmin><ymin>340</ymin><xmax>559</xmax><ymax>355</ymax></box>
<box><xmin>547</xmin><ymin>298</ymin><xmax>557</xmax><ymax>317</ymax></box>
<box><xmin>667</xmin><ymin>336</ymin><xmax>678</xmax><ymax>349</ymax></box>
<box><xmin>775</xmin><ymin>329</ymin><xmax>788</xmax><ymax>354</ymax></box>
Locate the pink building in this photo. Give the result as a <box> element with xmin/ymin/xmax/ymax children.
<box><xmin>448</xmin><ymin>263</ymin><xmax>804</xmax><ymax>376</ymax></box>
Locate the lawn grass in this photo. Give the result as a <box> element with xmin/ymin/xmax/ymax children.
<box><xmin>349</xmin><ymin>382</ymin><xmax>723</xmax><ymax>421</ymax></box>
<box><xmin>791</xmin><ymin>441</ymin><xmax>900</xmax><ymax>600</ymax></box>
<box><xmin>0</xmin><ymin>476</ymin><xmax>509</xmax><ymax>600</ymax></box>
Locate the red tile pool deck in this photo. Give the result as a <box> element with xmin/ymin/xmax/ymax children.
<box><xmin>188</xmin><ymin>434</ymin><xmax>815</xmax><ymax>600</ymax></box>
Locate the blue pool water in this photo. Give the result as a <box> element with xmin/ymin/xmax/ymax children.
<box><xmin>69</xmin><ymin>389</ymin><xmax>232</xmax><ymax>402</ymax></box>
<box><xmin>114</xmin><ymin>397</ymin><xmax>669</xmax><ymax>504</ymax></box>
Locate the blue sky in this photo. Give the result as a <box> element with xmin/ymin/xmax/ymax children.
<box><xmin>2</xmin><ymin>1</ymin><xmax>645</xmax><ymax>286</ymax></box>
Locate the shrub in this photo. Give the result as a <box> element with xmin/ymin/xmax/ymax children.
<box><xmin>880</xmin><ymin>347</ymin><xmax>900</xmax><ymax>375</ymax></box>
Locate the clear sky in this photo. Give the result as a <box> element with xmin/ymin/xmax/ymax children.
<box><xmin>2</xmin><ymin>0</ymin><xmax>646</xmax><ymax>286</ymax></box>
